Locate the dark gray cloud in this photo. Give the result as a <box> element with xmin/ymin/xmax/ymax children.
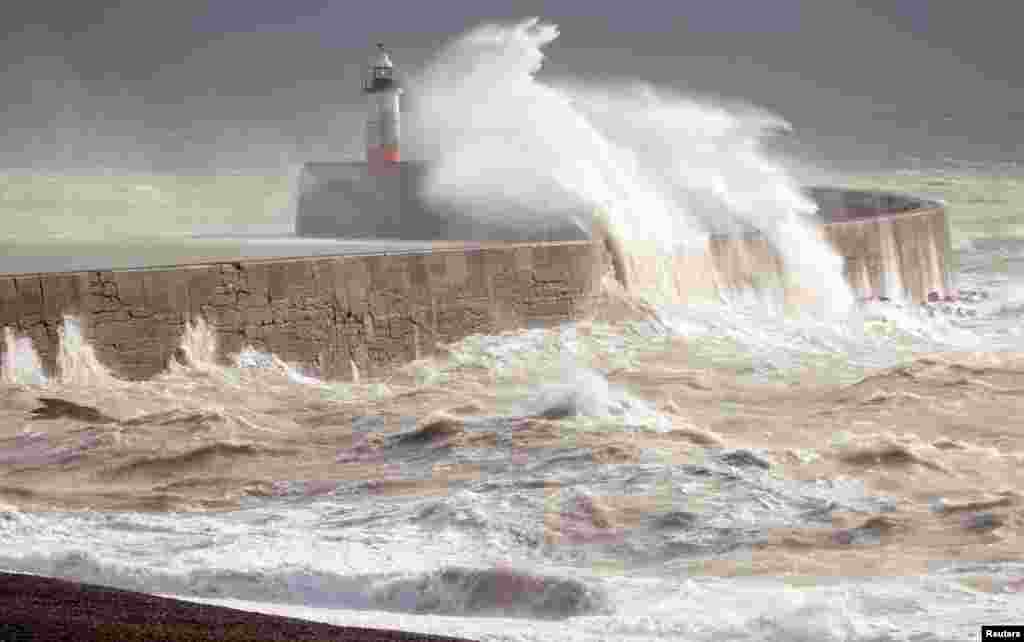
<box><xmin>855</xmin><ymin>0</ymin><xmax>1024</xmax><ymax>84</ymax></box>
<box><xmin>2</xmin><ymin>1</ymin><xmax>1020</xmax><ymax>172</ymax></box>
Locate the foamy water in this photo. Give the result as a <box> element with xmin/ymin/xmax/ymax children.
<box><xmin>3</xmin><ymin>17</ymin><xmax>1024</xmax><ymax>642</ymax></box>
<box><xmin>2</xmin><ymin>238</ymin><xmax>1024</xmax><ymax>640</ymax></box>
<box><xmin>406</xmin><ymin>18</ymin><xmax>853</xmax><ymax>318</ymax></box>
<box><xmin>1</xmin><ymin>327</ymin><xmax>47</xmax><ymax>385</ymax></box>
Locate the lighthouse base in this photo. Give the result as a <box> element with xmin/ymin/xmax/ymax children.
<box><xmin>294</xmin><ymin>161</ymin><xmax>591</xmax><ymax>242</ymax></box>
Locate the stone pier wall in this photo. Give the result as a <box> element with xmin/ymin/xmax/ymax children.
<box><xmin>823</xmin><ymin>206</ymin><xmax>953</xmax><ymax>302</ymax></box>
<box><xmin>0</xmin><ymin>241</ymin><xmax>609</xmax><ymax>382</ymax></box>
<box><xmin>0</xmin><ymin>193</ymin><xmax>955</xmax><ymax>383</ymax></box>
<box><xmin>617</xmin><ymin>205</ymin><xmax>952</xmax><ymax>308</ymax></box>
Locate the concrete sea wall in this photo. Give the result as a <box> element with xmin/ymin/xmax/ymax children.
<box><xmin>0</xmin><ymin>189</ymin><xmax>953</xmax><ymax>383</ymax></box>
<box><xmin>0</xmin><ymin>241</ymin><xmax>608</xmax><ymax>381</ymax></box>
<box><xmin>618</xmin><ymin>204</ymin><xmax>952</xmax><ymax>308</ymax></box>
<box><xmin>823</xmin><ymin>206</ymin><xmax>952</xmax><ymax>303</ymax></box>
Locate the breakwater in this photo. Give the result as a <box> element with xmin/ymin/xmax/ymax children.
<box><xmin>0</xmin><ymin>241</ymin><xmax>608</xmax><ymax>381</ymax></box>
<box><xmin>0</xmin><ymin>188</ymin><xmax>953</xmax><ymax>382</ymax></box>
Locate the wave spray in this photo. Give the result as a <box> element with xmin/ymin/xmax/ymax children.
<box><xmin>405</xmin><ymin>18</ymin><xmax>853</xmax><ymax>318</ymax></box>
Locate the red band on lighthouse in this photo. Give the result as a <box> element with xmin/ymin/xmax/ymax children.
<box><xmin>367</xmin><ymin>145</ymin><xmax>400</xmax><ymax>165</ymax></box>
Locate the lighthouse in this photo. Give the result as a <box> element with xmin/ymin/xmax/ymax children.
<box><xmin>363</xmin><ymin>43</ymin><xmax>402</xmax><ymax>169</ymax></box>
<box><xmin>293</xmin><ymin>42</ymin><xmax>590</xmax><ymax>242</ymax></box>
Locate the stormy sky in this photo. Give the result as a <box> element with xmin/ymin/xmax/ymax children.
<box><xmin>3</xmin><ymin>1</ymin><xmax>1022</xmax><ymax>172</ymax></box>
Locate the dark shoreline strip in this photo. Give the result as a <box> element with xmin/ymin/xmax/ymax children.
<box><xmin>0</xmin><ymin>572</ymin><xmax>479</xmax><ymax>642</ymax></box>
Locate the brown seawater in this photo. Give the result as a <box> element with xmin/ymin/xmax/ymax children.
<box><xmin>2</xmin><ymin>17</ymin><xmax>1024</xmax><ymax>642</ymax></box>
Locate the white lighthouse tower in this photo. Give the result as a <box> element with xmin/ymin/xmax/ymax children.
<box><xmin>294</xmin><ymin>42</ymin><xmax>590</xmax><ymax>241</ymax></box>
<box><xmin>363</xmin><ymin>43</ymin><xmax>402</xmax><ymax>169</ymax></box>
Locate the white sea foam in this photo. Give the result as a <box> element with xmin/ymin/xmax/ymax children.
<box><xmin>56</xmin><ymin>316</ymin><xmax>115</xmax><ymax>386</ymax></box>
<box><xmin>1</xmin><ymin>326</ymin><xmax>47</xmax><ymax>385</ymax></box>
<box><xmin>1</xmin><ymin>505</ymin><xmax>1021</xmax><ymax>641</ymax></box>
<box><xmin>178</xmin><ymin>316</ymin><xmax>219</xmax><ymax>371</ymax></box>
<box><xmin>406</xmin><ymin>18</ymin><xmax>853</xmax><ymax>319</ymax></box>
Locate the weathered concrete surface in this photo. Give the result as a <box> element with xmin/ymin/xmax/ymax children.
<box><xmin>823</xmin><ymin>206</ymin><xmax>952</xmax><ymax>303</ymax></box>
<box><xmin>0</xmin><ymin>189</ymin><xmax>953</xmax><ymax>382</ymax></box>
<box><xmin>618</xmin><ymin>193</ymin><xmax>952</xmax><ymax>307</ymax></box>
<box><xmin>0</xmin><ymin>241</ymin><xmax>608</xmax><ymax>381</ymax></box>
<box><xmin>808</xmin><ymin>186</ymin><xmax>954</xmax><ymax>302</ymax></box>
